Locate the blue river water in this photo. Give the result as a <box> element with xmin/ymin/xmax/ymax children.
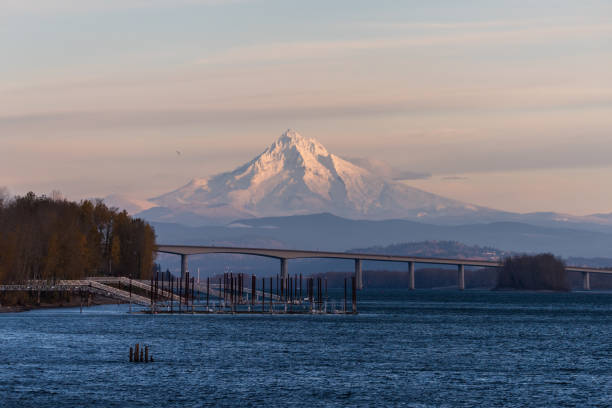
<box><xmin>0</xmin><ymin>290</ymin><xmax>611</xmax><ymax>407</ymax></box>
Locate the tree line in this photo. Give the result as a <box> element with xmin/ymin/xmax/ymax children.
<box><xmin>0</xmin><ymin>192</ymin><xmax>156</xmax><ymax>284</ymax></box>
<box><xmin>496</xmin><ymin>254</ymin><xmax>570</xmax><ymax>291</ymax></box>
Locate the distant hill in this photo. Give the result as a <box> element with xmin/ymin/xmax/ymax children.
<box><xmin>349</xmin><ymin>241</ymin><xmax>510</xmax><ymax>261</ymax></box>
<box><xmin>152</xmin><ymin>213</ymin><xmax>612</xmax><ymax>258</ymax></box>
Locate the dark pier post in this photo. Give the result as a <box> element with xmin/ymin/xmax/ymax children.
<box><xmin>134</xmin><ymin>343</ymin><xmax>140</xmax><ymax>362</ymax></box>
<box><xmin>191</xmin><ymin>277</ymin><xmax>195</xmax><ymax>312</ymax></box>
<box><xmin>408</xmin><ymin>261</ymin><xmax>415</xmax><ymax>290</ymax></box>
<box><xmin>276</xmin><ymin>275</ymin><xmax>279</xmax><ymax>298</ymax></box>
<box><xmin>280</xmin><ymin>258</ymin><xmax>288</xmax><ymax>281</ymax></box>
<box><xmin>218</xmin><ymin>278</ymin><xmax>222</xmax><ymax>311</ymax></box>
<box><xmin>324</xmin><ymin>278</ymin><xmax>328</xmax><ymax>300</ymax></box>
<box><xmin>352</xmin><ymin>276</ymin><xmax>357</xmax><ymax>314</ymax></box>
<box><xmin>344</xmin><ymin>277</ymin><xmax>347</xmax><ymax>313</ymax></box>
<box><xmin>153</xmin><ymin>273</ymin><xmax>156</xmax><ymax>305</ymax></box>
<box><xmin>251</xmin><ymin>275</ymin><xmax>256</xmax><ymax>307</ymax></box>
<box><xmin>170</xmin><ymin>277</ymin><xmax>173</xmax><ymax>313</ymax></box>
<box><xmin>269</xmin><ymin>276</ymin><xmax>273</xmax><ymax>312</ymax></box>
<box><xmin>299</xmin><ymin>274</ymin><xmax>302</xmax><ymax>301</ymax></box>
<box><xmin>178</xmin><ymin>276</ymin><xmax>182</xmax><ymax>313</ymax></box>
<box><xmin>317</xmin><ymin>278</ymin><xmax>321</xmax><ymax>311</ymax></box>
<box><xmin>355</xmin><ymin>259</ymin><xmax>363</xmax><ymax>290</ymax></box>
<box><xmin>129</xmin><ymin>347</ymin><xmax>133</xmax><ymax>362</ymax></box>
<box><xmin>181</xmin><ymin>254</ymin><xmax>188</xmax><ymax>279</ymax></box>
<box><xmin>185</xmin><ymin>272</ymin><xmax>190</xmax><ymax>305</ymax></box>
<box><xmin>310</xmin><ymin>278</ymin><xmax>314</xmax><ymax>303</ymax></box>
<box><xmin>457</xmin><ymin>264</ymin><xmax>465</xmax><ymax>290</ymax></box>
<box><xmin>262</xmin><ymin>277</ymin><xmax>266</xmax><ymax>312</ymax></box>
<box><xmin>230</xmin><ymin>274</ymin><xmax>234</xmax><ymax>307</ymax></box>
<box><xmin>150</xmin><ymin>275</ymin><xmax>154</xmax><ymax>310</ymax></box>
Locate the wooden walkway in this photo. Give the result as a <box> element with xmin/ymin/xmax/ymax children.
<box><xmin>0</xmin><ymin>279</ymin><xmax>158</xmax><ymax>307</ymax></box>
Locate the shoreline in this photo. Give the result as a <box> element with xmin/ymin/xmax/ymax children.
<box><xmin>0</xmin><ymin>296</ymin><xmax>125</xmax><ymax>313</ymax></box>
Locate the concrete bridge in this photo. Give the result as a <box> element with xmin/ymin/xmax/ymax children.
<box><xmin>157</xmin><ymin>245</ymin><xmax>612</xmax><ymax>291</ymax></box>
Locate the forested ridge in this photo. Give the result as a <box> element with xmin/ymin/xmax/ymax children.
<box><xmin>0</xmin><ymin>192</ymin><xmax>156</xmax><ymax>284</ymax></box>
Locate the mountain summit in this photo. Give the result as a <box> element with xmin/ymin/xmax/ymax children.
<box><xmin>149</xmin><ymin>129</ymin><xmax>489</xmax><ymax>221</ymax></box>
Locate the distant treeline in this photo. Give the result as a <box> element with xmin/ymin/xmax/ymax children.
<box><xmin>351</xmin><ymin>240</ymin><xmax>509</xmax><ymax>260</ymax></box>
<box><xmin>496</xmin><ymin>254</ymin><xmax>570</xmax><ymax>291</ymax></box>
<box><xmin>0</xmin><ymin>192</ymin><xmax>156</xmax><ymax>284</ymax></box>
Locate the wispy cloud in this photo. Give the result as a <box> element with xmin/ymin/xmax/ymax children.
<box><xmin>196</xmin><ymin>22</ymin><xmax>612</xmax><ymax>66</ymax></box>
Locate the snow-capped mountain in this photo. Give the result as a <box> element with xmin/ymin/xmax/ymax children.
<box><xmin>148</xmin><ymin>129</ymin><xmax>493</xmax><ymax>221</ymax></box>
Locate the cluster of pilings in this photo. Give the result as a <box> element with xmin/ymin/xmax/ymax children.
<box><xmin>144</xmin><ymin>271</ymin><xmax>196</xmax><ymax>314</ymax></box>
<box><xmin>145</xmin><ymin>272</ymin><xmax>358</xmax><ymax>314</ymax></box>
<box><xmin>129</xmin><ymin>343</ymin><xmax>153</xmax><ymax>363</ymax></box>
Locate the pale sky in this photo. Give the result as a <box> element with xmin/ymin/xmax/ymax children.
<box><xmin>1</xmin><ymin>0</ymin><xmax>611</xmax><ymax>215</ymax></box>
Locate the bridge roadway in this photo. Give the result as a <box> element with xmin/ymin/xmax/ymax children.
<box><xmin>156</xmin><ymin>245</ymin><xmax>612</xmax><ymax>291</ymax></box>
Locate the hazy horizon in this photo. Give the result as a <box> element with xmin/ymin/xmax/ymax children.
<box><xmin>1</xmin><ymin>1</ymin><xmax>611</xmax><ymax>216</ymax></box>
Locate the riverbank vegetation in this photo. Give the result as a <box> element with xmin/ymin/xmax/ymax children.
<box><xmin>0</xmin><ymin>192</ymin><xmax>156</xmax><ymax>284</ymax></box>
<box><xmin>496</xmin><ymin>254</ymin><xmax>570</xmax><ymax>291</ymax></box>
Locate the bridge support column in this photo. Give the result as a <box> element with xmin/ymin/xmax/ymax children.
<box><xmin>583</xmin><ymin>271</ymin><xmax>591</xmax><ymax>291</ymax></box>
<box><xmin>181</xmin><ymin>254</ymin><xmax>188</xmax><ymax>279</ymax></box>
<box><xmin>457</xmin><ymin>264</ymin><xmax>465</xmax><ymax>290</ymax></box>
<box><xmin>280</xmin><ymin>258</ymin><xmax>288</xmax><ymax>281</ymax></box>
<box><xmin>355</xmin><ymin>259</ymin><xmax>363</xmax><ymax>290</ymax></box>
<box><xmin>408</xmin><ymin>261</ymin><xmax>415</xmax><ymax>290</ymax></box>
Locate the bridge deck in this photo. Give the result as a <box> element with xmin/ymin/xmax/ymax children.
<box><xmin>157</xmin><ymin>245</ymin><xmax>612</xmax><ymax>274</ymax></box>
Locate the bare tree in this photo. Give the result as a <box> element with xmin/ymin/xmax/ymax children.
<box><xmin>0</xmin><ymin>186</ymin><xmax>9</xmax><ymax>207</ymax></box>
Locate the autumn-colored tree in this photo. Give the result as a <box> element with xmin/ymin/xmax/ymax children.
<box><xmin>0</xmin><ymin>192</ymin><xmax>157</xmax><ymax>283</ymax></box>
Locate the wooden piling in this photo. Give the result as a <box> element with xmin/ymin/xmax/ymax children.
<box><xmin>129</xmin><ymin>347</ymin><xmax>133</xmax><ymax>362</ymax></box>
<box><xmin>262</xmin><ymin>277</ymin><xmax>265</xmax><ymax>312</ymax></box>
<box><xmin>185</xmin><ymin>272</ymin><xmax>190</xmax><ymax>306</ymax></box>
<box><xmin>230</xmin><ymin>274</ymin><xmax>234</xmax><ymax>306</ymax></box>
<box><xmin>134</xmin><ymin>343</ymin><xmax>139</xmax><ymax>362</ymax></box>
<box><xmin>344</xmin><ymin>277</ymin><xmax>347</xmax><ymax>313</ymax></box>
<box><xmin>252</xmin><ymin>275</ymin><xmax>256</xmax><ymax>307</ymax></box>
<box><xmin>150</xmin><ymin>275</ymin><xmax>154</xmax><ymax>309</ymax></box>
<box><xmin>352</xmin><ymin>276</ymin><xmax>357</xmax><ymax>314</ymax></box>
<box><xmin>325</xmin><ymin>278</ymin><xmax>328</xmax><ymax>300</ymax></box>
<box><xmin>145</xmin><ymin>346</ymin><xmax>149</xmax><ymax>363</ymax></box>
